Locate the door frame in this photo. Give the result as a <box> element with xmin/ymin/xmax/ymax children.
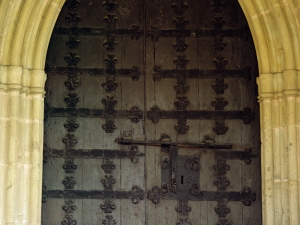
<box><xmin>0</xmin><ymin>1</ymin><xmax>299</xmax><ymax>224</ymax></box>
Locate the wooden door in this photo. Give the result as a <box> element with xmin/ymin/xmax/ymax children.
<box><xmin>42</xmin><ymin>0</ymin><xmax>261</xmax><ymax>224</ymax></box>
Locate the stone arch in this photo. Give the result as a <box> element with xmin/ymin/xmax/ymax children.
<box><xmin>0</xmin><ymin>0</ymin><xmax>299</xmax><ymax>224</ymax></box>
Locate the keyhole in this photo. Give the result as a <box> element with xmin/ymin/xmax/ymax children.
<box><xmin>181</xmin><ymin>175</ymin><xmax>184</xmax><ymax>184</ymax></box>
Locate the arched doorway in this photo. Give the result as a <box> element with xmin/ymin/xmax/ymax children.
<box><xmin>42</xmin><ymin>0</ymin><xmax>261</xmax><ymax>224</ymax></box>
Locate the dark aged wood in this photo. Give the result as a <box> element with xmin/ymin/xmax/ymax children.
<box><xmin>43</xmin><ymin>0</ymin><xmax>261</xmax><ymax>224</ymax></box>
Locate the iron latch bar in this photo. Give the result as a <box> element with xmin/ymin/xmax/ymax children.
<box><xmin>115</xmin><ymin>136</ymin><xmax>232</xmax><ymax>149</ymax></box>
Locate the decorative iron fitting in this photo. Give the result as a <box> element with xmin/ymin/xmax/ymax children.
<box><xmin>64</xmin><ymin>118</ymin><xmax>80</xmax><ymax>132</ymax></box>
<box><xmin>214</xmin><ymin>148</ymin><xmax>257</xmax><ymax>164</ymax></box>
<box><xmin>147</xmin><ymin>105</ymin><xmax>161</xmax><ymax>124</ymax></box>
<box><xmin>174</xmin><ymin>80</ymin><xmax>190</xmax><ymax>95</ymax></box>
<box><xmin>102</xmin><ymin>77</ymin><xmax>118</xmax><ymax>93</ymax></box>
<box><xmin>242</xmin><ymin>107</ymin><xmax>255</xmax><ymax>124</ymax></box>
<box><xmin>101</xmin><ymin>159</ymin><xmax>116</xmax><ymax>173</ymax></box>
<box><xmin>213</xmin><ymin>121</ymin><xmax>228</xmax><ymax>135</ymax></box>
<box><xmin>129</xmin><ymin>65</ymin><xmax>140</xmax><ymax>81</ymax></box>
<box><xmin>173</xmin><ymin>16</ymin><xmax>189</xmax><ymax>30</ymax></box>
<box><xmin>103</xmin><ymin>14</ymin><xmax>119</xmax><ymax>29</ymax></box>
<box><xmin>62</xmin><ymin>176</ymin><xmax>76</xmax><ymax>189</ymax></box>
<box><xmin>104</xmin><ymin>54</ymin><xmax>118</xmax><ymax>74</ymax></box>
<box><xmin>148</xmin><ymin>25</ymin><xmax>161</xmax><ymax>42</ymax></box>
<box><xmin>64</xmin><ymin>52</ymin><xmax>81</xmax><ymax>67</ymax></box>
<box><xmin>241</xmin><ymin>187</ymin><xmax>256</xmax><ymax>206</ymax></box>
<box><xmin>175</xmin><ymin>119</ymin><xmax>189</xmax><ymax>134</ymax></box>
<box><xmin>213</xmin><ymin>159</ymin><xmax>230</xmax><ymax>176</ymax></box>
<box><xmin>147</xmin><ymin>186</ymin><xmax>162</xmax><ymax>204</ymax></box>
<box><xmin>211</xmin><ymin>16</ymin><xmax>225</xmax><ymax>30</ymax></box>
<box><xmin>102</xmin><ymin>215</ymin><xmax>117</xmax><ymax>225</ymax></box>
<box><xmin>214</xmin><ymin>176</ymin><xmax>230</xmax><ymax>190</ymax></box>
<box><xmin>65</xmin><ymin>75</ymin><xmax>80</xmax><ymax>91</ymax></box>
<box><xmin>65</xmin><ymin>11</ymin><xmax>81</xmax><ymax>26</ymax></box>
<box><xmin>189</xmin><ymin>183</ymin><xmax>200</xmax><ymax>196</ymax></box>
<box><xmin>130</xmin><ymin>24</ymin><xmax>142</xmax><ymax>40</ymax></box>
<box><xmin>62</xmin><ymin>134</ymin><xmax>78</xmax><ymax>148</ymax></box>
<box><xmin>63</xmin><ymin>158</ymin><xmax>78</xmax><ymax>173</ymax></box>
<box><xmin>161</xmin><ymin>158</ymin><xmax>170</xmax><ymax>169</ymax></box>
<box><xmin>62</xmin><ymin>199</ymin><xmax>77</xmax><ymax>214</ymax></box>
<box><xmin>103</xmin><ymin>35</ymin><xmax>117</xmax><ymax>51</ymax></box>
<box><xmin>216</xmin><ymin>219</ymin><xmax>232</xmax><ymax>225</ymax></box>
<box><xmin>212</xmin><ymin>36</ymin><xmax>226</xmax><ymax>52</ymax></box>
<box><xmin>174</xmin><ymin>97</ymin><xmax>190</xmax><ymax>110</ymax></box>
<box><xmin>215</xmin><ymin>204</ymin><xmax>231</xmax><ymax>217</ymax></box>
<box><xmin>102</xmin><ymin>119</ymin><xmax>117</xmax><ymax>133</ymax></box>
<box><xmin>102</xmin><ymin>96</ymin><xmax>117</xmax><ymax>117</ymax></box>
<box><xmin>213</xmin><ymin>56</ymin><xmax>228</xmax><ymax>70</ymax></box>
<box><xmin>175</xmin><ymin>200</ymin><xmax>191</xmax><ymax>216</ymax></box>
<box><xmin>211</xmin><ymin>96</ymin><xmax>228</xmax><ymax>110</ymax></box>
<box><xmin>101</xmin><ymin>175</ymin><xmax>116</xmax><ymax>189</ymax></box>
<box><xmin>127</xmin><ymin>146</ymin><xmax>140</xmax><ymax>163</ymax></box>
<box><xmin>211</xmin><ymin>0</ymin><xmax>225</xmax><ymax>14</ymax></box>
<box><xmin>127</xmin><ymin>106</ymin><xmax>143</xmax><ymax>123</ymax></box>
<box><xmin>212</xmin><ymin>76</ymin><xmax>228</xmax><ymax>95</ymax></box>
<box><xmin>173</xmin><ymin>38</ymin><xmax>188</xmax><ymax>52</ymax></box>
<box><xmin>64</xmin><ymin>93</ymin><xmax>80</xmax><ymax>108</ymax></box>
<box><xmin>173</xmin><ymin>55</ymin><xmax>189</xmax><ymax>69</ymax></box>
<box><xmin>61</xmin><ymin>214</ymin><xmax>77</xmax><ymax>225</ymax></box>
<box><xmin>171</xmin><ymin>0</ymin><xmax>188</xmax><ymax>16</ymax></box>
<box><xmin>176</xmin><ymin>218</ymin><xmax>192</xmax><ymax>225</ymax></box>
<box><xmin>190</xmin><ymin>157</ymin><xmax>200</xmax><ymax>171</ymax></box>
<box><xmin>102</xmin><ymin>0</ymin><xmax>118</xmax><ymax>12</ymax></box>
<box><xmin>100</xmin><ymin>200</ymin><xmax>116</xmax><ymax>213</ymax></box>
<box><xmin>66</xmin><ymin>0</ymin><xmax>80</xmax><ymax>10</ymax></box>
<box><xmin>66</xmin><ymin>35</ymin><xmax>81</xmax><ymax>49</ymax></box>
<box><xmin>131</xmin><ymin>185</ymin><xmax>145</xmax><ymax>204</ymax></box>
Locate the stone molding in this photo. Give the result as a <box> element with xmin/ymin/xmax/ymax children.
<box><xmin>0</xmin><ymin>0</ymin><xmax>300</xmax><ymax>224</ymax></box>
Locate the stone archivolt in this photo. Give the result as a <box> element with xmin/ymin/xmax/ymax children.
<box><xmin>0</xmin><ymin>0</ymin><xmax>300</xmax><ymax>224</ymax></box>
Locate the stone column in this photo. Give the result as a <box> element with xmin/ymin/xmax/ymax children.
<box><xmin>0</xmin><ymin>65</ymin><xmax>46</xmax><ymax>225</ymax></box>
<box><xmin>257</xmin><ymin>70</ymin><xmax>300</xmax><ymax>225</ymax></box>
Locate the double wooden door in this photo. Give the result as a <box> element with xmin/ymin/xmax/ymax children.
<box><xmin>42</xmin><ymin>0</ymin><xmax>261</xmax><ymax>224</ymax></box>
